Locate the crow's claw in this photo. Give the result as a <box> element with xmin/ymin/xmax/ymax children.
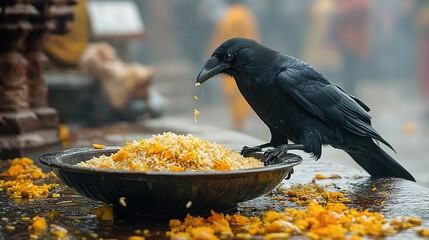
<box><xmin>263</xmin><ymin>144</ymin><xmax>288</xmax><ymax>165</ymax></box>
<box><xmin>241</xmin><ymin>145</ymin><xmax>262</xmax><ymax>157</ymax></box>
<box><xmin>262</xmin><ymin>149</ymin><xmax>274</xmax><ymax>165</ymax></box>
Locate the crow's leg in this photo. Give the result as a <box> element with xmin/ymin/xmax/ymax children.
<box><xmin>264</xmin><ymin>144</ymin><xmax>304</xmax><ymax>165</ymax></box>
<box><xmin>241</xmin><ymin>142</ymin><xmax>272</xmax><ymax>156</ymax></box>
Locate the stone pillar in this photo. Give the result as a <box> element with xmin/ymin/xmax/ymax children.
<box><xmin>0</xmin><ymin>0</ymin><xmax>76</xmax><ymax>159</ymax></box>
<box><xmin>26</xmin><ymin>1</ymin><xmax>57</xmax><ymax>131</ymax></box>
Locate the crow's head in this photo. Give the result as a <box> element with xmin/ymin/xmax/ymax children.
<box><xmin>196</xmin><ymin>38</ymin><xmax>264</xmax><ymax>84</ymax></box>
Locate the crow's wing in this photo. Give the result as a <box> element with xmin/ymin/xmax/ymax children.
<box><xmin>336</xmin><ymin>85</ymin><xmax>370</xmax><ymax>111</ymax></box>
<box><xmin>277</xmin><ymin>65</ymin><xmax>393</xmax><ymax>150</ymax></box>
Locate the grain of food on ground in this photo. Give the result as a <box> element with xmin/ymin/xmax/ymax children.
<box><xmin>6</xmin><ymin>225</ymin><xmax>15</xmax><ymax>231</ymax></box>
<box><xmin>90</xmin><ymin>203</ymin><xmax>114</xmax><ymax>221</ymax></box>
<box><xmin>416</xmin><ymin>227</ymin><xmax>429</xmax><ymax>237</ymax></box>
<box><xmin>280</xmin><ymin>182</ymin><xmax>351</xmax><ymax>206</ymax></box>
<box><xmin>312</xmin><ymin>173</ymin><xmax>341</xmax><ymax>181</ymax></box>
<box><xmin>78</xmin><ymin>132</ymin><xmax>263</xmax><ymax>172</ymax></box>
<box><xmin>50</xmin><ymin>224</ymin><xmax>68</xmax><ymax>238</ymax></box>
<box><xmin>46</xmin><ymin>210</ymin><xmax>60</xmax><ymax>220</ymax></box>
<box><xmin>1</xmin><ymin>157</ymin><xmax>46</xmax><ymax>179</ymax></box>
<box><xmin>92</xmin><ymin>143</ymin><xmax>105</xmax><ymax>149</ymax></box>
<box><xmin>29</xmin><ymin>234</ymin><xmax>39</xmax><ymax>239</ymax></box>
<box><xmin>29</xmin><ymin>216</ymin><xmax>47</xmax><ymax>232</ymax></box>
<box><xmin>167</xmin><ymin>176</ymin><xmax>425</xmax><ymax>240</ymax></box>
<box><xmin>0</xmin><ymin>157</ymin><xmax>58</xmax><ymax>199</ymax></box>
<box><xmin>128</xmin><ymin>236</ymin><xmax>145</xmax><ymax>240</ymax></box>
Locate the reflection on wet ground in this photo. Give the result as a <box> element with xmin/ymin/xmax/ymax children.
<box><xmin>1</xmin><ymin>157</ymin><xmax>428</xmax><ymax>239</ymax></box>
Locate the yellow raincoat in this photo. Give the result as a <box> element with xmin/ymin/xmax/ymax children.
<box><xmin>209</xmin><ymin>4</ymin><xmax>259</xmax><ymax>130</ymax></box>
<box><xmin>44</xmin><ymin>0</ymin><xmax>90</xmax><ymax>66</ymax></box>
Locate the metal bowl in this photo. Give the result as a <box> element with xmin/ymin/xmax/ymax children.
<box><xmin>40</xmin><ymin>147</ymin><xmax>301</xmax><ymax>216</ymax></box>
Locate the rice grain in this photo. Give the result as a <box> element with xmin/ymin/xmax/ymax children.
<box><xmin>77</xmin><ymin>132</ymin><xmax>263</xmax><ymax>172</ymax></box>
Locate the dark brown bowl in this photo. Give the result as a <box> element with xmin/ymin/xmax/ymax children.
<box><xmin>39</xmin><ymin>147</ymin><xmax>301</xmax><ymax>215</ymax></box>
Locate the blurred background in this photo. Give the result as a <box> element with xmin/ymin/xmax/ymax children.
<box><xmin>44</xmin><ymin>0</ymin><xmax>429</xmax><ymax>185</ymax></box>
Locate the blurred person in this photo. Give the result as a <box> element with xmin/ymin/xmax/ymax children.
<box><xmin>44</xmin><ymin>0</ymin><xmax>165</xmax><ymax>124</ymax></box>
<box><xmin>44</xmin><ymin>0</ymin><xmax>90</xmax><ymax>68</ymax></box>
<box><xmin>303</xmin><ymin>0</ymin><xmax>340</xmax><ymax>75</ymax></box>
<box><xmin>334</xmin><ymin>0</ymin><xmax>373</xmax><ymax>95</ymax></box>
<box><xmin>80</xmin><ymin>42</ymin><xmax>167</xmax><ymax>123</ymax></box>
<box><xmin>208</xmin><ymin>0</ymin><xmax>259</xmax><ymax>131</ymax></box>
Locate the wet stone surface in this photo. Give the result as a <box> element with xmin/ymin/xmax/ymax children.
<box><xmin>1</xmin><ymin>160</ymin><xmax>429</xmax><ymax>239</ymax></box>
<box><xmin>1</xmin><ymin>122</ymin><xmax>429</xmax><ymax>239</ymax></box>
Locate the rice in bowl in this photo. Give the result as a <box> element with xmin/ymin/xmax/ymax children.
<box><xmin>77</xmin><ymin>132</ymin><xmax>263</xmax><ymax>172</ymax></box>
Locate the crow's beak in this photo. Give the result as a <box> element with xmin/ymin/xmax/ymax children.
<box><xmin>196</xmin><ymin>56</ymin><xmax>229</xmax><ymax>84</ymax></box>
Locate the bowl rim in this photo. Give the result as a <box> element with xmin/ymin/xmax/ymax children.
<box><xmin>39</xmin><ymin>146</ymin><xmax>302</xmax><ymax>177</ymax></box>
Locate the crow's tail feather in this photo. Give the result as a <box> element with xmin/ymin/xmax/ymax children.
<box><xmin>346</xmin><ymin>144</ymin><xmax>415</xmax><ymax>182</ymax></box>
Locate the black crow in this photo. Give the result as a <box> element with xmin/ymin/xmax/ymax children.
<box><xmin>196</xmin><ymin>38</ymin><xmax>415</xmax><ymax>181</ymax></box>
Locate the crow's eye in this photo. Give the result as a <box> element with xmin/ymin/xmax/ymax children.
<box><xmin>224</xmin><ymin>52</ymin><xmax>233</xmax><ymax>62</ymax></box>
